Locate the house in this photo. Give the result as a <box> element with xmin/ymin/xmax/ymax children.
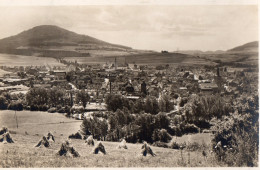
<box><xmin>199</xmin><ymin>83</ymin><xmax>218</xmax><ymax>94</ymax></box>
<box><xmin>52</xmin><ymin>70</ymin><xmax>66</xmax><ymax>80</ymax></box>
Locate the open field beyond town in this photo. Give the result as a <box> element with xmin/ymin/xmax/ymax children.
<box><xmin>0</xmin><ymin>54</ymin><xmax>64</xmax><ymax>67</ymax></box>
<box><xmin>64</xmin><ymin>52</ymin><xmax>216</xmax><ymax>65</ymax></box>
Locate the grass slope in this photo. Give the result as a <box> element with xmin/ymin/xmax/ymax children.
<box><xmin>64</xmin><ymin>52</ymin><xmax>215</xmax><ymax>65</ymax></box>
<box><xmin>0</xmin><ymin>110</ymin><xmax>219</xmax><ymax>167</ymax></box>
<box><xmin>0</xmin><ymin>53</ymin><xmax>64</xmax><ymax>66</ymax></box>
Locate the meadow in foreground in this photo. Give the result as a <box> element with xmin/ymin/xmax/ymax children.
<box><xmin>0</xmin><ymin>110</ymin><xmax>219</xmax><ymax>167</ymax></box>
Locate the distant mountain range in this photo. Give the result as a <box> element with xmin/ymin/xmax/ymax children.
<box><xmin>175</xmin><ymin>41</ymin><xmax>258</xmax><ymax>64</ymax></box>
<box><xmin>0</xmin><ymin>25</ymin><xmax>151</xmax><ymax>58</ymax></box>
<box><xmin>175</xmin><ymin>41</ymin><xmax>258</xmax><ymax>55</ymax></box>
<box><xmin>0</xmin><ymin>25</ymin><xmax>257</xmax><ymax>65</ymax></box>
<box><xmin>227</xmin><ymin>41</ymin><xmax>258</xmax><ymax>53</ymax></box>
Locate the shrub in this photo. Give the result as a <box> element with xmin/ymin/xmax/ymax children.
<box><xmin>152</xmin><ymin>129</ymin><xmax>172</xmax><ymax>143</ymax></box>
<box><xmin>57</xmin><ymin>107</ymin><xmax>66</xmax><ymax>113</ymax></box>
<box><xmin>170</xmin><ymin>141</ymin><xmax>186</xmax><ymax>150</ymax></box>
<box><xmin>212</xmin><ymin>112</ymin><xmax>258</xmax><ymax>166</ymax></box>
<box><xmin>183</xmin><ymin>124</ymin><xmax>199</xmax><ymax>134</ymax></box>
<box><xmin>70</xmin><ymin>106</ymin><xmax>84</xmax><ymax>114</ymax></box>
<box><xmin>64</xmin><ymin>105</ymin><xmax>71</xmax><ymax>113</ymax></box>
<box><xmin>170</xmin><ymin>141</ymin><xmax>180</xmax><ymax>149</ymax></box>
<box><xmin>186</xmin><ymin>142</ymin><xmax>205</xmax><ymax>151</ymax></box>
<box><xmin>68</xmin><ymin>131</ymin><xmax>83</xmax><ymax>139</ymax></box>
<box><xmin>152</xmin><ymin>141</ymin><xmax>169</xmax><ymax>148</ymax></box>
<box><xmin>8</xmin><ymin>100</ymin><xmax>23</xmax><ymax>111</ymax></box>
<box><xmin>38</xmin><ymin>104</ymin><xmax>48</xmax><ymax>111</ymax></box>
<box><xmin>30</xmin><ymin>104</ymin><xmax>38</xmax><ymax>111</ymax></box>
<box><xmin>80</xmin><ymin>116</ymin><xmax>108</xmax><ymax>140</ymax></box>
<box><xmin>48</xmin><ymin>107</ymin><xmax>57</xmax><ymax>113</ymax></box>
<box><xmin>179</xmin><ymin>97</ymin><xmax>188</xmax><ymax>107</ymax></box>
<box><xmin>0</xmin><ymin>96</ymin><xmax>8</xmax><ymax>110</ymax></box>
<box><xmin>169</xmin><ymin>125</ymin><xmax>182</xmax><ymax>136</ymax></box>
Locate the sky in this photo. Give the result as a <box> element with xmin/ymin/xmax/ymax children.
<box><xmin>0</xmin><ymin>5</ymin><xmax>258</xmax><ymax>51</ymax></box>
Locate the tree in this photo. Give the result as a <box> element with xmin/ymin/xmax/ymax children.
<box><xmin>81</xmin><ymin>116</ymin><xmax>108</xmax><ymax>140</ymax></box>
<box><xmin>133</xmin><ymin>99</ymin><xmax>144</xmax><ymax>113</ymax></box>
<box><xmin>0</xmin><ymin>96</ymin><xmax>8</xmax><ymax>110</ymax></box>
<box><xmin>48</xmin><ymin>87</ymin><xmax>65</xmax><ymax>107</ymax></box>
<box><xmin>17</xmin><ymin>71</ymin><xmax>26</xmax><ymax>78</ymax></box>
<box><xmin>105</xmin><ymin>94</ymin><xmax>123</xmax><ymax>112</ymax></box>
<box><xmin>76</xmin><ymin>89</ymin><xmax>90</xmax><ymax>109</ymax></box>
<box><xmin>144</xmin><ymin>96</ymin><xmax>159</xmax><ymax>115</ymax></box>
<box><xmin>134</xmin><ymin>113</ymin><xmax>155</xmax><ymax>143</ymax></box>
<box><xmin>26</xmin><ymin>87</ymin><xmax>48</xmax><ymax>107</ymax></box>
<box><xmin>152</xmin><ymin>129</ymin><xmax>172</xmax><ymax>142</ymax></box>
<box><xmin>159</xmin><ymin>95</ymin><xmax>173</xmax><ymax>112</ymax></box>
<box><xmin>154</xmin><ymin>112</ymin><xmax>170</xmax><ymax>130</ymax></box>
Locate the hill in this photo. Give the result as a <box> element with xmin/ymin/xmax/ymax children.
<box><xmin>0</xmin><ymin>25</ymin><xmax>144</xmax><ymax>58</ymax></box>
<box><xmin>228</xmin><ymin>41</ymin><xmax>258</xmax><ymax>53</ymax></box>
<box><xmin>177</xmin><ymin>41</ymin><xmax>258</xmax><ymax>64</ymax></box>
<box><xmin>0</xmin><ymin>25</ymin><xmax>214</xmax><ymax>65</ymax></box>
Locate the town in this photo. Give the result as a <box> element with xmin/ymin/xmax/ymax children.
<box><xmin>1</xmin><ymin>58</ymin><xmax>257</xmax><ymax>115</ymax></box>
<box><xmin>0</xmin><ymin>4</ymin><xmax>258</xmax><ymax>167</ymax></box>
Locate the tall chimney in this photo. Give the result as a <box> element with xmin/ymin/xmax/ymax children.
<box><xmin>115</xmin><ymin>57</ymin><xmax>117</xmax><ymax>70</ymax></box>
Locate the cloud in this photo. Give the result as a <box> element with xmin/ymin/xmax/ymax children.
<box><xmin>0</xmin><ymin>5</ymin><xmax>257</xmax><ymax>51</ymax></box>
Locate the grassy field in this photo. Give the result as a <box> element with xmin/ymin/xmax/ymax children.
<box><xmin>64</xmin><ymin>52</ymin><xmax>215</xmax><ymax>65</ymax></box>
<box><xmin>0</xmin><ymin>110</ymin><xmax>220</xmax><ymax>167</ymax></box>
<box><xmin>0</xmin><ymin>53</ymin><xmax>64</xmax><ymax>66</ymax></box>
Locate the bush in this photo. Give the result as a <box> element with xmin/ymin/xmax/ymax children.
<box><xmin>38</xmin><ymin>104</ymin><xmax>48</xmax><ymax>111</ymax></box>
<box><xmin>183</xmin><ymin>124</ymin><xmax>199</xmax><ymax>134</ymax></box>
<box><xmin>0</xmin><ymin>96</ymin><xmax>8</xmax><ymax>110</ymax></box>
<box><xmin>170</xmin><ymin>141</ymin><xmax>180</xmax><ymax>149</ymax></box>
<box><xmin>8</xmin><ymin>101</ymin><xmax>23</xmax><ymax>111</ymax></box>
<box><xmin>30</xmin><ymin>104</ymin><xmax>38</xmax><ymax>111</ymax></box>
<box><xmin>152</xmin><ymin>141</ymin><xmax>169</xmax><ymax>148</ymax></box>
<box><xmin>68</xmin><ymin>131</ymin><xmax>83</xmax><ymax>139</ymax></box>
<box><xmin>169</xmin><ymin>125</ymin><xmax>182</xmax><ymax>136</ymax></box>
<box><xmin>64</xmin><ymin>105</ymin><xmax>71</xmax><ymax>113</ymax></box>
<box><xmin>48</xmin><ymin>107</ymin><xmax>57</xmax><ymax>113</ymax></box>
<box><xmin>152</xmin><ymin>129</ymin><xmax>172</xmax><ymax>143</ymax></box>
<box><xmin>170</xmin><ymin>141</ymin><xmax>186</xmax><ymax>150</ymax></box>
<box><xmin>179</xmin><ymin>97</ymin><xmax>188</xmax><ymax>107</ymax></box>
<box><xmin>212</xmin><ymin>112</ymin><xmax>258</xmax><ymax>166</ymax></box>
<box><xmin>70</xmin><ymin>106</ymin><xmax>84</xmax><ymax>114</ymax></box>
<box><xmin>57</xmin><ymin>107</ymin><xmax>66</xmax><ymax>113</ymax></box>
<box><xmin>186</xmin><ymin>142</ymin><xmax>206</xmax><ymax>151</ymax></box>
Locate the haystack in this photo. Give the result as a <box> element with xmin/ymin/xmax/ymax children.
<box><xmin>57</xmin><ymin>140</ymin><xmax>80</xmax><ymax>157</ymax></box>
<box><xmin>46</xmin><ymin>132</ymin><xmax>55</xmax><ymax>142</ymax></box>
<box><xmin>0</xmin><ymin>132</ymin><xmax>14</xmax><ymax>143</ymax></box>
<box><xmin>68</xmin><ymin>131</ymin><xmax>83</xmax><ymax>139</ymax></box>
<box><xmin>93</xmin><ymin>141</ymin><xmax>106</xmax><ymax>154</ymax></box>
<box><xmin>117</xmin><ymin>139</ymin><xmax>127</xmax><ymax>149</ymax></box>
<box><xmin>35</xmin><ymin>136</ymin><xmax>50</xmax><ymax>147</ymax></box>
<box><xmin>0</xmin><ymin>127</ymin><xmax>8</xmax><ymax>135</ymax></box>
<box><xmin>141</xmin><ymin>142</ymin><xmax>156</xmax><ymax>156</ymax></box>
<box><xmin>85</xmin><ymin>135</ymin><xmax>94</xmax><ymax>146</ymax></box>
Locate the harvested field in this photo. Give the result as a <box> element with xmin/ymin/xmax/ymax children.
<box><xmin>0</xmin><ymin>110</ymin><xmax>219</xmax><ymax>167</ymax></box>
